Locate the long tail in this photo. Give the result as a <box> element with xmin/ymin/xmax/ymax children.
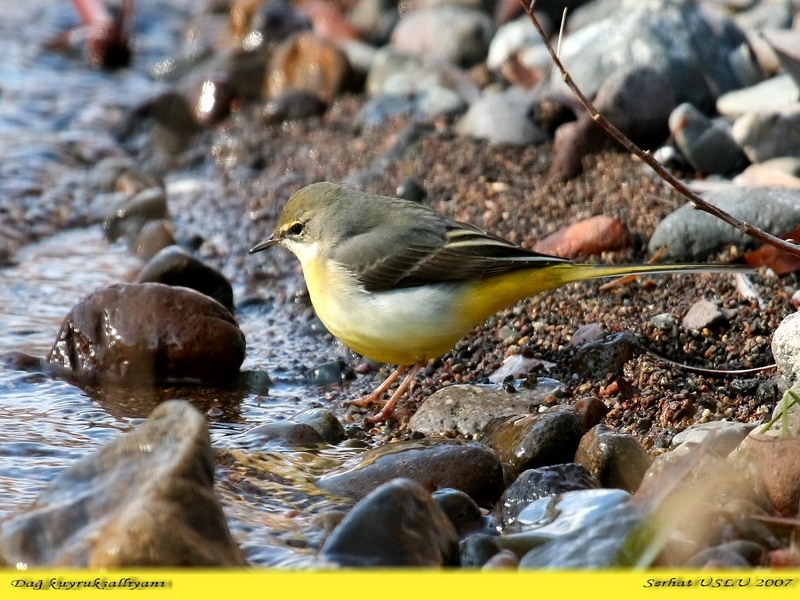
<box><xmin>459</xmin><ymin>261</ymin><xmax>754</xmax><ymax>327</ymax></box>
<box><xmin>551</xmin><ymin>262</ymin><xmax>754</xmax><ymax>289</ymax></box>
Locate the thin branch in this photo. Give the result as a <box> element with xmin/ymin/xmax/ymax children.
<box><xmin>520</xmin><ymin>1</ymin><xmax>800</xmax><ymax>259</ymax></box>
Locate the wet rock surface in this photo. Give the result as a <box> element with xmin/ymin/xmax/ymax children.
<box><xmin>0</xmin><ymin>400</ymin><xmax>244</xmax><ymax>567</ymax></box>
<box><xmin>316</xmin><ymin>437</ymin><xmax>505</xmax><ymax>506</ymax></box>
<box><xmin>46</xmin><ymin>283</ymin><xmax>246</xmax><ymax>385</ymax></box>
<box><xmin>135</xmin><ymin>245</ymin><xmax>235</xmax><ymax>312</ymax></box>
<box><xmin>486</xmin><ymin>406</ymin><xmax>584</xmax><ymax>475</ymax></box>
<box><xmin>319</xmin><ymin>478</ymin><xmax>460</xmax><ymax>566</ymax></box>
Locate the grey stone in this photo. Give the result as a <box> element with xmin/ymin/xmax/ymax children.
<box><xmin>0</xmin><ymin>400</ymin><xmax>244</xmax><ymax>567</ymax></box>
<box><xmin>648</xmin><ymin>186</ymin><xmax>800</xmax><ymax>260</ymax></box>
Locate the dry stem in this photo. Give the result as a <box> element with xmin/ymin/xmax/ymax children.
<box><xmin>520</xmin><ymin>0</ymin><xmax>800</xmax><ymax>259</ymax></box>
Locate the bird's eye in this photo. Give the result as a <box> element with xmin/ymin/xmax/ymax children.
<box><xmin>288</xmin><ymin>222</ymin><xmax>304</xmax><ymax>236</ymax></box>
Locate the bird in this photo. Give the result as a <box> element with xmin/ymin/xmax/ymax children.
<box><xmin>250</xmin><ymin>182</ymin><xmax>751</xmax><ymax>424</ymax></box>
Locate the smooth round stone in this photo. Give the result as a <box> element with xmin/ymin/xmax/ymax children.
<box><xmin>47</xmin><ymin>282</ymin><xmax>245</xmax><ymax>385</ymax></box>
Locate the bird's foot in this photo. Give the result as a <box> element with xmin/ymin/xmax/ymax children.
<box><xmin>347</xmin><ymin>392</ymin><xmax>385</xmax><ymax>408</ymax></box>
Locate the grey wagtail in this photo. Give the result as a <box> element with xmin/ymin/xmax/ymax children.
<box><xmin>250</xmin><ymin>182</ymin><xmax>751</xmax><ymax>424</ymax></box>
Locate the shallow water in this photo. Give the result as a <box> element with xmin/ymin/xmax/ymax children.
<box><xmin>0</xmin><ymin>226</ymin><xmax>361</xmax><ymax>566</ymax></box>
<box><xmin>0</xmin><ymin>1</ymin><xmax>358</xmax><ymax>566</ymax></box>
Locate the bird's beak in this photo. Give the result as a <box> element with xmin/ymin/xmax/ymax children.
<box><xmin>249</xmin><ymin>232</ymin><xmax>280</xmax><ymax>254</ymax></box>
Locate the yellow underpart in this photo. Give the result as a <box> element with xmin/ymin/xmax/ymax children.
<box><xmin>300</xmin><ymin>258</ymin><xmax>736</xmax><ymax>366</ymax></box>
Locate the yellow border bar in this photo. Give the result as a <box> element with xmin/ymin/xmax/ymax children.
<box><xmin>2</xmin><ymin>569</ymin><xmax>800</xmax><ymax>598</ymax></box>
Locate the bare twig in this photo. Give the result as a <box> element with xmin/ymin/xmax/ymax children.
<box><xmin>520</xmin><ymin>1</ymin><xmax>800</xmax><ymax>259</ymax></box>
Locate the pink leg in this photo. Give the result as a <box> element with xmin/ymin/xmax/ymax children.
<box><xmin>348</xmin><ymin>365</ymin><xmax>409</xmax><ymax>407</ymax></box>
<box><xmin>364</xmin><ymin>363</ymin><xmax>423</xmax><ymax>424</ymax></box>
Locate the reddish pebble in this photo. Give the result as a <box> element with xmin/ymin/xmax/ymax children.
<box><xmin>533</xmin><ymin>215</ymin><xmax>631</xmax><ymax>258</ymax></box>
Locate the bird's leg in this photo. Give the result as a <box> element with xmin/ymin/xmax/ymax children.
<box><xmin>348</xmin><ymin>364</ymin><xmax>409</xmax><ymax>407</ymax></box>
<box><xmin>364</xmin><ymin>363</ymin><xmax>423</xmax><ymax>424</ymax></box>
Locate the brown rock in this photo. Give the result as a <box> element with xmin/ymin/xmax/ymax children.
<box><xmin>320</xmin><ymin>478</ymin><xmax>459</xmax><ymax>566</ymax></box>
<box><xmin>136</xmin><ymin>245</ymin><xmax>235</xmax><ymax>312</ymax></box>
<box><xmin>739</xmin><ymin>433</ymin><xmax>800</xmax><ymax>517</ymax></box>
<box><xmin>299</xmin><ymin>0</ymin><xmax>362</xmax><ymax>42</ymax></box>
<box><xmin>47</xmin><ymin>283</ymin><xmax>245</xmax><ymax>385</ymax></box>
<box><xmin>265</xmin><ymin>31</ymin><xmax>353</xmax><ymax>102</ymax></box>
<box><xmin>532</xmin><ymin>214</ymin><xmax>630</xmax><ymax>258</ymax></box>
<box><xmin>575</xmin><ymin>424</ymin><xmax>652</xmax><ymax>493</ymax></box>
<box><xmin>486</xmin><ymin>405</ymin><xmax>583</xmax><ymax>475</ymax></box>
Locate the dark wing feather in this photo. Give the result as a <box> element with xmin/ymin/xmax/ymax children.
<box><xmin>396</xmin><ymin>221</ymin><xmax>570</xmax><ymax>287</ymax></box>
<box><xmin>331</xmin><ymin>207</ymin><xmax>570</xmax><ymax>291</ymax></box>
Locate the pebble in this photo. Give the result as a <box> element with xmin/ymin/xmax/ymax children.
<box><xmin>458</xmin><ymin>533</ymin><xmax>502</xmax><ymax>567</ymax></box>
<box><xmin>262</xmin><ymin>89</ymin><xmax>329</xmax><ymax>124</ymax></box>
<box><xmin>47</xmin><ymin>283</ymin><xmax>246</xmax><ymax>385</ymax></box>
<box><xmin>409</xmin><ymin>382</ymin><xmax>559</xmax><ymax>436</ymax></box>
<box><xmin>486</xmin><ymin>14</ymin><xmax>543</xmax><ymax>71</ymax></box>
<box><xmin>306</xmin><ymin>358</ymin><xmax>354</xmax><ymax>385</ymax></box>
<box><xmin>117</xmin><ymin>91</ymin><xmax>200</xmax><ymax>169</ymax></box>
<box><xmin>294</xmin><ymin>407</ymin><xmax>347</xmax><ymax>445</ymax></box>
<box><xmin>733</xmin><ymin>161</ymin><xmax>800</xmax><ymax>190</ymax></box>
<box><xmin>320</xmin><ymin>478</ymin><xmax>459</xmax><ymax>566</ymax></box>
<box><xmin>486</xmin><ymin>405</ymin><xmax>583</xmax><ymax>476</ymax></box>
<box><xmin>431</xmin><ymin>487</ymin><xmax>485</xmax><ymax>537</ymax></box>
<box><xmin>716</xmin><ymin>73</ymin><xmax>799</xmax><ymax>118</ymax></box>
<box><xmin>762</xmin><ymin>27</ymin><xmax>800</xmax><ymax>86</ymax></box>
<box><xmin>670</xmin><ymin>420</ymin><xmax>756</xmax><ymax>458</ymax></box>
<box><xmin>596</xmin><ymin>64</ymin><xmax>676</xmax><ymax>147</ymax></box>
<box><xmin>298</xmin><ymin>0</ymin><xmax>362</xmax><ymax>42</ymax></box>
<box><xmin>733</xmin><ymin>0</ymin><xmax>794</xmax><ymax>31</ymax></box>
<box><xmin>543</xmin><ymin>0</ymin><xmax>754</xmax><ymax>113</ymax></box>
<box><xmin>390</xmin><ymin>5</ymin><xmax>494</xmax><ymax>68</ymax></box>
<box><xmin>239</xmin><ymin>0</ymin><xmax>311</xmax><ymax>44</ymax></box>
<box><xmin>735</xmin><ymin>432</ymin><xmax>800</xmax><ymax>517</ymax></box>
<box><xmin>491</xmin><ymin>463</ymin><xmax>600</xmax><ymax>533</ymax></box>
<box><xmin>681</xmin><ymin>298</ymin><xmax>727</xmax><ymax>331</ymax></box>
<box><xmin>265</xmin><ymin>31</ymin><xmax>354</xmax><ymax>102</ymax></box>
<box><xmin>456</xmin><ymin>86</ymin><xmax>547</xmax><ymax>146</ymax></box>
<box><xmin>0</xmin><ymin>400</ymin><xmax>244</xmax><ymax>566</ymax></box>
<box><xmin>547</xmin><ymin>63</ymin><xmax>677</xmax><ymax>178</ymax></box>
<box><xmin>102</xmin><ymin>186</ymin><xmax>169</xmax><ymax>244</ymax></box>
<box><xmin>365</xmin><ymin>47</ymin><xmax>427</xmax><ymax>96</ymax></box>
<box><xmin>532</xmin><ymin>214</ymin><xmax>630</xmax><ymax>258</ymax></box>
<box><xmin>569</xmin><ymin>322</ymin><xmax>607</xmax><ymax>347</ymax></box>
<box><xmin>315</xmin><ymin>437</ymin><xmax>505</xmax><ymax>506</ymax></box>
<box><xmin>669</xmin><ymin>102</ymin><xmax>749</xmax><ymax>176</ymax></box>
<box><xmin>770</xmin><ymin>311</ymin><xmax>800</xmax><ymax>388</ymax></box>
<box><xmin>571</xmin><ymin>330</ymin><xmax>642</xmax><ymax>379</ymax></box>
<box><xmin>132</xmin><ymin>219</ymin><xmax>176</xmax><ymax>260</ymax></box>
<box><xmin>648</xmin><ymin>186</ymin><xmax>800</xmax><ymax>260</ymax></box>
<box><xmin>135</xmin><ymin>245</ymin><xmax>235</xmax><ymax>312</ymax></box>
<box><xmin>237</xmin><ymin>421</ymin><xmax>327</xmax><ymax>449</ymax></box>
<box><xmin>515</xmin><ymin>488</ymin><xmax>639</xmax><ymax>568</ymax></box>
<box><xmin>347</xmin><ymin>0</ymin><xmax>398</xmax><ymax>45</ymax></box>
<box><xmin>732</xmin><ymin>105</ymin><xmax>800</xmax><ymax>164</ymax></box>
<box><xmin>574</xmin><ymin>424</ymin><xmax>651</xmax><ymax>493</ymax></box>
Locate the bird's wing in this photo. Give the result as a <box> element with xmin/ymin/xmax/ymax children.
<box><xmin>332</xmin><ymin>213</ymin><xmax>569</xmax><ymax>292</ymax></box>
<box><xmin>400</xmin><ymin>221</ymin><xmax>570</xmax><ymax>286</ymax></box>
